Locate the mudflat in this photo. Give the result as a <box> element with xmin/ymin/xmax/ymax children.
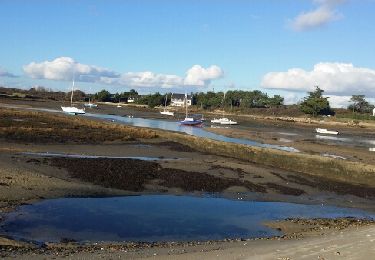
<box><xmin>0</xmin><ymin>100</ymin><xmax>375</xmax><ymax>259</ymax></box>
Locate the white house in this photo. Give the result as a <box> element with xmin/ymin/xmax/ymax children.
<box><xmin>171</xmin><ymin>93</ymin><xmax>192</xmax><ymax>107</ymax></box>
<box><xmin>127</xmin><ymin>97</ymin><xmax>136</xmax><ymax>103</ymax></box>
<box><xmin>373</xmin><ymin>107</ymin><xmax>375</xmax><ymax>116</ymax></box>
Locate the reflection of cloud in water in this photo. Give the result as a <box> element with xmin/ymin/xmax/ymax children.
<box><xmin>364</xmin><ymin>140</ymin><xmax>375</xmax><ymax>145</ymax></box>
<box><xmin>279</xmin><ymin>138</ymin><xmax>293</xmax><ymax>143</ymax></box>
<box><xmin>315</xmin><ymin>135</ymin><xmax>351</xmax><ymax>142</ymax></box>
<box><xmin>278</xmin><ymin>132</ymin><xmax>299</xmax><ymax>136</ymax></box>
<box><xmin>321</xmin><ymin>153</ymin><xmax>347</xmax><ymax>160</ymax></box>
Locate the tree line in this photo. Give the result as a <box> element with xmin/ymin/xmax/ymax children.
<box><xmin>90</xmin><ymin>86</ymin><xmax>374</xmax><ymax>117</ymax></box>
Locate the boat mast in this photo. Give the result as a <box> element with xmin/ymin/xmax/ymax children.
<box><xmin>222</xmin><ymin>92</ymin><xmax>226</xmax><ymax>117</ymax></box>
<box><xmin>185</xmin><ymin>93</ymin><xmax>188</xmax><ymax>118</ymax></box>
<box><xmin>70</xmin><ymin>78</ymin><xmax>75</xmax><ymax>106</ymax></box>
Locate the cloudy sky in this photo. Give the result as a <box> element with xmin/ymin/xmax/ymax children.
<box><xmin>1</xmin><ymin>0</ymin><xmax>375</xmax><ymax>107</ymax></box>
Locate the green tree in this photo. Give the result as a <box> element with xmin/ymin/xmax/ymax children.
<box><xmin>300</xmin><ymin>86</ymin><xmax>333</xmax><ymax>116</ymax></box>
<box><xmin>266</xmin><ymin>95</ymin><xmax>284</xmax><ymax>107</ymax></box>
<box><xmin>94</xmin><ymin>89</ymin><xmax>111</xmax><ymax>102</ymax></box>
<box><xmin>137</xmin><ymin>93</ymin><xmax>163</xmax><ymax>108</ymax></box>
<box><xmin>348</xmin><ymin>95</ymin><xmax>373</xmax><ymax>113</ymax></box>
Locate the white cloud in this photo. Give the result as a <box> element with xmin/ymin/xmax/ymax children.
<box><xmin>23</xmin><ymin>57</ymin><xmax>119</xmax><ymax>81</ymax></box>
<box><xmin>23</xmin><ymin>57</ymin><xmax>224</xmax><ymax>89</ymax></box>
<box><xmin>0</xmin><ymin>67</ymin><xmax>17</xmax><ymax>78</ymax></box>
<box><xmin>184</xmin><ymin>65</ymin><xmax>224</xmax><ymax>86</ymax></box>
<box><xmin>102</xmin><ymin>72</ymin><xmax>184</xmax><ymax>88</ymax></box>
<box><xmin>261</xmin><ymin>62</ymin><xmax>375</xmax><ymax>97</ymax></box>
<box><xmin>326</xmin><ymin>95</ymin><xmax>375</xmax><ymax>108</ymax></box>
<box><xmin>290</xmin><ymin>0</ymin><xmax>344</xmax><ymax>31</ymax></box>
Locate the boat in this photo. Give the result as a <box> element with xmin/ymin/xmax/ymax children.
<box><xmin>61</xmin><ymin>79</ymin><xmax>85</xmax><ymax>115</ymax></box>
<box><xmin>212</xmin><ymin>117</ymin><xmax>238</xmax><ymax>125</ymax></box>
<box><xmin>210</xmin><ymin>92</ymin><xmax>237</xmax><ymax>125</ymax></box>
<box><xmin>315</xmin><ymin>128</ymin><xmax>339</xmax><ymax>135</ymax></box>
<box><xmin>84</xmin><ymin>96</ymin><xmax>98</xmax><ymax>108</ymax></box>
<box><xmin>160</xmin><ymin>93</ymin><xmax>174</xmax><ymax>116</ymax></box>
<box><xmin>180</xmin><ymin>93</ymin><xmax>202</xmax><ymax>126</ymax></box>
<box><xmin>84</xmin><ymin>102</ymin><xmax>98</xmax><ymax>108</ymax></box>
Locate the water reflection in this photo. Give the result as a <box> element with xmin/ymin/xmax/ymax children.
<box><xmin>1</xmin><ymin>195</ymin><xmax>373</xmax><ymax>243</ymax></box>
<box><xmin>85</xmin><ymin>113</ymin><xmax>299</xmax><ymax>153</ymax></box>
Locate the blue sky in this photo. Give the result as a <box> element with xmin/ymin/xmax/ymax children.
<box><xmin>1</xmin><ymin>0</ymin><xmax>375</xmax><ymax>107</ymax></box>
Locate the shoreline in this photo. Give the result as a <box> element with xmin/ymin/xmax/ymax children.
<box><xmin>1</xmin><ymin>100</ymin><xmax>375</xmax><ymax>259</ymax></box>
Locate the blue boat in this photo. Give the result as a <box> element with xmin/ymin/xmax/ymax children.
<box><xmin>180</xmin><ymin>93</ymin><xmax>203</xmax><ymax>126</ymax></box>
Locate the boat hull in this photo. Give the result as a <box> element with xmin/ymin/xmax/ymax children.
<box><xmin>84</xmin><ymin>103</ymin><xmax>98</xmax><ymax>108</ymax></box>
<box><xmin>160</xmin><ymin>111</ymin><xmax>174</xmax><ymax>116</ymax></box>
<box><xmin>61</xmin><ymin>106</ymin><xmax>85</xmax><ymax>115</ymax></box>
<box><xmin>180</xmin><ymin>119</ymin><xmax>203</xmax><ymax>126</ymax></box>
<box><xmin>315</xmin><ymin>128</ymin><xmax>339</xmax><ymax>135</ymax></box>
<box><xmin>211</xmin><ymin>118</ymin><xmax>237</xmax><ymax>125</ymax></box>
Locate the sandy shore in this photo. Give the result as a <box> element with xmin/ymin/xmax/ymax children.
<box><xmin>0</xmin><ymin>100</ymin><xmax>375</xmax><ymax>259</ymax></box>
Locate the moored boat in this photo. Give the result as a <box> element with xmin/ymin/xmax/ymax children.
<box><xmin>180</xmin><ymin>93</ymin><xmax>202</xmax><ymax>126</ymax></box>
<box><xmin>315</xmin><ymin>128</ymin><xmax>339</xmax><ymax>135</ymax></box>
<box><xmin>61</xmin><ymin>79</ymin><xmax>85</xmax><ymax>115</ymax></box>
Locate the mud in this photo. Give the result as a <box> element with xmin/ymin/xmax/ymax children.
<box><xmin>49</xmin><ymin>157</ymin><xmax>266</xmax><ymax>193</ymax></box>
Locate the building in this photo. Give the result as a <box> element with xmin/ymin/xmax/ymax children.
<box><xmin>171</xmin><ymin>93</ymin><xmax>192</xmax><ymax>107</ymax></box>
<box><xmin>127</xmin><ymin>97</ymin><xmax>136</xmax><ymax>103</ymax></box>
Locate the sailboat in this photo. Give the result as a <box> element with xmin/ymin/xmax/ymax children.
<box><xmin>180</xmin><ymin>93</ymin><xmax>202</xmax><ymax>126</ymax></box>
<box><xmin>84</xmin><ymin>94</ymin><xmax>98</xmax><ymax>108</ymax></box>
<box><xmin>61</xmin><ymin>79</ymin><xmax>85</xmax><ymax>115</ymax></box>
<box><xmin>211</xmin><ymin>92</ymin><xmax>237</xmax><ymax>125</ymax></box>
<box><xmin>160</xmin><ymin>93</ymin><xmax>174</xmax><ymax>116</ymax></box>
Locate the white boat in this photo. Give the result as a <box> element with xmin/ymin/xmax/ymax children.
<box><xmin>315</xmin><ymin>128</ymin><xmax>339</xmax><ymax>135</ymax></box>
<box><xmin>61</xmin><ymin>79</ymin><xmax>85</xmax><ymax>115</ymax></box>
<box><xmin>160</xmin><ymin>111</ymin><xmax>174</xmax><ymax>116</ymax></box>
<box><xmin>210</xmin><ymin>92</ymin><xmax>237</xmax><ymax>125</ymax></box>
<box><xmin>160</xmin><ymin>93</ymin><xmax>174</xmax><ymax>116</ymax></box>
<box><xmin>84</xmin><ymin>102</ymin><xmax>98</xmax><ymax>108</ymax></box>
<box><xmin>84</xmin><ymin>96</ymin><xmax>98</xmax><ymax>108</ymax></box>
<box><xmin>219</xmin><ymin>118</ymin><xmax>238</xmax><ymax>125</ymax></box>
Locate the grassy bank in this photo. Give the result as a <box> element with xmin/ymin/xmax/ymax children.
<box><xmin>158</xmin><ymin>131</ymin><xmax>375</xmax><ymax>187</ymax></box>
<box><xmin>0</xmin><ymin>108</ymin><xmax>157</xmax><ymax>143</ymax></box>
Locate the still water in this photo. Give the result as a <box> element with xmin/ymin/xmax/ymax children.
<box><xmin>1</xmin><ymin>195</ymin><xmax>373</xmax><ymax>243</ymax></box>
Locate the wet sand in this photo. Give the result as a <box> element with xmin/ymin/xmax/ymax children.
<box><xmin>1</xmin><ymin>99</ymin><xmax>375</xmax><ymax>259</ymax></box>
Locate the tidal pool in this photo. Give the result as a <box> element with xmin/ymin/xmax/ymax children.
<box><xmin>1</xmin><ymin>195</ymin><xmax>373</xmax><ymax>243</ymax></box>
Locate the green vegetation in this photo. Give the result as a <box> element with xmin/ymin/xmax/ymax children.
<box><xmin>0</xmin><ymin>108</ymin><xmax>157</xmax><ymax>143</ymax></box>
<box><xmin>158</xmin><ymin>130</ymin><xmax>375</xmax><ymax>187</ymax></box>
<box><xmin>300</xmin><ymin>86</ymin><xmax>333</xmax><ymax>116</ymax></box>
<box><xmin>193</xmin><ymin>90</ymin><xmax>284</xmax><ymax>109</ymax></box>
<box><xmin>348</xmin><ymin>95</ymin><xmax>374</xmax><ymax>113</ymax></box>
<box><xmin>136</xmin><ymin>92</ymin><xmax>164</xmax><ymax>108</ymax></box>
<box><xmin>94</xmin><ymin>89</ymin><xmax>111</xmax><ymax>102</ymax></box>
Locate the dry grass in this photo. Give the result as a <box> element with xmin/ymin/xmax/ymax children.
<box><xmin>157</xmin><ymin>131</ymin><xmax>375</xmax><ymax>187</ymax></box>
<box><xmin>0</xmin><ymin>108</ymin><xmax>157</xmax><ymax>143</ymax></box>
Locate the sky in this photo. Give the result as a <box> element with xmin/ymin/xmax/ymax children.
<box><xmin>1</xmin><ymin>0</ymin><xmax>375</xmax><ymax>107</ymax></box>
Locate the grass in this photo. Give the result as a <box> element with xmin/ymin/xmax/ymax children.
<box><xmin>0</xmin><ymin>108</ymin><xmax>157</xmax><ymax>143</ymax></box>
<box><xmin>157</xmin><ymin>131</ymin><xmax>375</xmax><ymax>186</ymax></box>
<box><xmin>1</xmin><ymin>107</ymin><xmax>374</xmax><ymax>187</ymax></box>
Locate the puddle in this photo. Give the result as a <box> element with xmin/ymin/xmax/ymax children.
<box><xmin>278</xmin><ymin>132</ymin><xmax>299</xmax><ymax>136</ymax></box>
<box><xmin>315</xmin><ymin>135</ymin><xmax>352</xmax><ymax>142</ymax></box>
<box><xmin>0</xmin><ymin>195</ymin><xmax>373</xmax><ymax>243</ymax></box>
<box><xmin>279</xmin><ymin>138</ymin><xmax>293</xmax><ymax>143</ymax></box>
<box><xmin>20</xmin><ymin>152</ymin><xmax>177</xmax><ymax>161</ymax></box>
<box><xmin>321</xmin><ymin>153</ymin><xmax>347</xmax><ymax>160</ymax></box>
